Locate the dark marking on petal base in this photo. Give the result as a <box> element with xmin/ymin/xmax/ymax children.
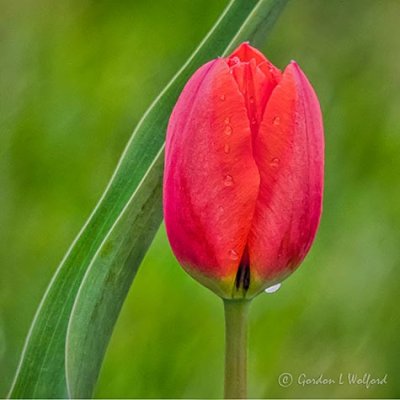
<box><xmin>235</xmin><ymin>247</ymin><xmax>251</xmax><ymax>292</ymax></box>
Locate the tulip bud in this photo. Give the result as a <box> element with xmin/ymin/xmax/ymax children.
<box><xmin>164</xmin><ymin>43</ymin><xmax>324</xmax><ymax>299</ymax></box>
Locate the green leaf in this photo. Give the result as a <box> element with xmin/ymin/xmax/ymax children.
<box><xmin>8</xmin><ymin>0</ymin><xmax>288</xmax><ymax>398</ymax></box>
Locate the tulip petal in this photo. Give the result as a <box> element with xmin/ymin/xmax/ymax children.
<box><xmin>228</xmin><ymin>43</ymin><xmax>282</xmax><ymax>139</ymax></box>
<box><xmin>230</xmin><ymin>59</ymin><xmax>272</xmax><ymax>136</ymax></box>
<box><xmin>229</xmin><ymin>42</ymin><xmax>269</xmax><ymax>66</ymax></box>
<box><xmin>229</xmin><ymin>43</ymin><xmax>282</xmax><ymax>86</ymax></box>
<box><xmin>247</xmin><ymin>62</ymin><xmax>324</xmax><ymax>287</ymax></box>
<box><xmin>164</xmin><ymin>59</ymin><xmax>260</xmax><ymax>292</ymax></box>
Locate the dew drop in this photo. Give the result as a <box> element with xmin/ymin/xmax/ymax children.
<box><xmin>224</xmin><ymin>117</ymin><xmax>231</xmax><ymax>124</ymax></box>
<box><xmin>273</xmin><ymin>116</ymin><xmax>280</xmax><ymax>125</ymax></box>
<box><xmin>220</xmin><ymin>94</ymin><xmax>225</xmax><ymax>101</ymax></box>
<box><xmin>270</xmin><ymin>157</ymin><xmax>280</xmax><ymax>168</ymax></box>
<box><xmin>229</xmin><ymin>249</ymin><xmax>239</xmax><ymax>260</ymax></box>
<box><xmin>251</xmin><ymin>118</ymin><xmax>257</xmax><ymax>125</ymax></box>
<box><xmin>224</xmin><ymin>144</ymin><xmax>230</xmax><ymax>154</ymax></box>
<box><xmin>265</xmin><ymin>283</ymin><xmax>281</xmax><ymax>294</ymax></box>
<box><xmin>218</xmin><ymin>206</ymin><xmax>224</xmax><ymax>213</ymax></box>
<box><xmin>231</xmin><ymin>56</ymin><xmax>240</xmax><ymax>65</ymax></box>
<box><xmin>249</xmin><ymin>96</ymin><xmax>255</xmax><ymax>104</ymax></box>
<box><xmin>224</xmin><ymin>125</ymin><xmax>233</xmax><ymax>136</ymax></box>
<box><xmin>223</xmin><ymin>175</ymin><xmax>234</xmax><ymax>186</ymax></box>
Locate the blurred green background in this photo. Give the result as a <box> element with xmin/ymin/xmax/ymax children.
<box><xmin>1</xmin><ymin>0</ymin><xmax>400</xmax><ymax>398</ymax></box>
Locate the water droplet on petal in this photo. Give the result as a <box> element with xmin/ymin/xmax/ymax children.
<box><xmin>270</xmin><ymin>158</ymin><xmax>280</xmax><ymax>168</ymax></box>
<box><xmin>224</xmin><ymin>144</ymin><xmax>230</xmax><ymax>154</ymax></box>
<box><xmin>224</xmin><ymin>117</ymin><xmax>231</xmax><ymax>124</ymax></box>
<box><xmin>251</xmin><ymin>118</ymin><xmax>257</xmax><ymax>125</ymax></box>
<box><xmin>220</xmin><ymin>94</ymin><xmax>225</xmax><ymax>101</ymax></box>
<box><xmin>249</xmin><ymin>96</ymin><xmax>255</xmax><ymax>104</ymax></box>
<box><xmin>223</xmin><ymin>175</ymin><xmax>234</xmax><ymax>186</ymax></box>
<box><xmin>218</xmin><ymin>206</ymin><xmax>224</xmax><ymax>213</ymax></box>
<box><xmin>273</xmin><ymin>116</ymin><xmax>280</xmax><ymax>125</ymax></box>
<box><xmin>229</xmin><ymin>249</ymin><xmax>239</xmax><ymax>260</ymax></box>
<box><xmin>265</xmin><ymin>283</ymin><xmax>281</xmax><ymax>293</ymax></box>
<box><xmin>224</xmin><ymin>125</ymin><xmax>233</xmax><ymax>136</ymax></box>
<box><xmin>231</xmin><ymin>56</ymin><xmax>240</xmax><ymax>65</ymax></box>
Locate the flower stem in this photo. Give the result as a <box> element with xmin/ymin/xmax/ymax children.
<box><xmin>223</xmin><ymin>298</ymin><xmax>251</xmax><ymax>399</ymax></box>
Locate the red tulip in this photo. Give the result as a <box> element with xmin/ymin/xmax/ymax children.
<box><xmin>163</xmin><ymin>43</ymin><xmax>324</xmax><ymax>299</ymax></box>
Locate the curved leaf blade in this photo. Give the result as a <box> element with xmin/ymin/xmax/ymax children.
<box><xmin>8</xmin><ymin>0</ymin><xmax>288</xmax><ymax>398</ymax></box>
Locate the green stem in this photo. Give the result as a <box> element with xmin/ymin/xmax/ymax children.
<box><xmin>223</xmin><ymin>299</ymin><xmax>251</xmax><ymax>399</ymax></box>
